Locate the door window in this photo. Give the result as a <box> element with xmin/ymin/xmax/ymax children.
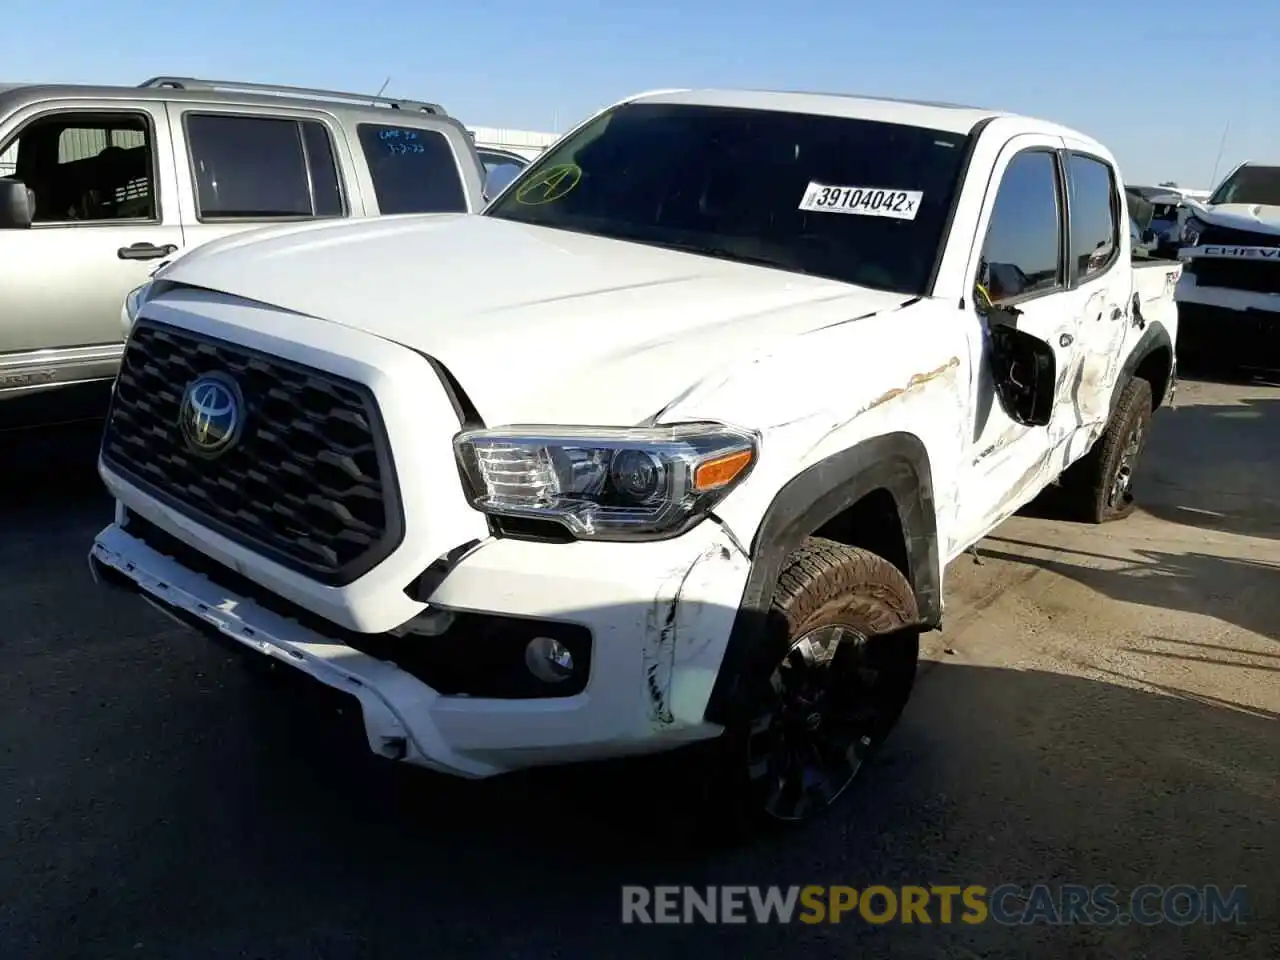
<box><xmin>0</xmin><ymin>112</ymin><xmax>157</xmax><ymax>223</ymax></box>
<box><xmin>356</xmin><ymin>123</ymin><xmax>467</xmax><ymax>214</ymax></box>
<box><xmin>977</xmin><ymin>150</ymin><xmax>1063</xmax><ymax>304</ymax></box>
<box><xmin>185</xmin><ymin>114</ymin><xmax>345</xmax><ymax>220</ymax></box>
<box><xmin>1067</xmin><ymin>153</ymin><xmax>1120</xmax><ymax>280</ymax></box>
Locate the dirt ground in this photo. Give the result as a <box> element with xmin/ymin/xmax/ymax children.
<box><xmin>1</xmin><ymin>375</ymin><xmax>1275</xmax><ymax>959</ymax></box>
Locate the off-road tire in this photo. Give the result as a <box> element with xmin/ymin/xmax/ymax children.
<box><xmin>698</xmin><ymin>538</ymin><xmax>920</xmax><ymax>839</ymax></box>
<box><xmin>1061</xmin><ymin>376</ymin><xmax>1153</xmax><ymax>523</ymax></box>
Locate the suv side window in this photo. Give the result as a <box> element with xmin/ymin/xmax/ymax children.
<box><xmin>356</xmin><ymin>123</ymin><xmax>467</xmax><ymax>215</ymax></box>
<box><xmin>0</xmin><ymin>112</ymin><xmax>157</xmax><ymax>224</ymax></box>
<box><xmin>1067</xmin><ymin>154</ymin><xmax>1119</xmax><ymax>280</ymax></box>
<box><xmin>978</xmin><ymin>150</ymin><xmax>1063</xmax><ymax>304</ymax></box>
<box><xmin>185</xmin><ymin>114</ymin><xmax>345</xmax><ymax>220</ymax></box>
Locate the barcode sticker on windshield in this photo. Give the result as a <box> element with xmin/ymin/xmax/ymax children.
<box><xmin>799</xmin><ymin>183</ymin><xmax>923</xmax><ymax>220</ymax></box>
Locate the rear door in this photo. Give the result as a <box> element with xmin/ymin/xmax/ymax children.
<box><xmin>0</xmin><ymin>99</ymin><xmax>184</xmax><ymax>395</ymax></box>
<box><xmin>1059</xmin><ymin>144</ymin><xmax>1131</xmax><ymax>450</ymax></box>
<box><xmin>165</xmin><ymin>105</ymin><xmax>360</xmax><ymax>250</ymax></box>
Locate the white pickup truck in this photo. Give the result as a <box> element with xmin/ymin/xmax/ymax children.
<box><xmin>1175</xmin><ymin>161</ymin><xmax>1280</xmax><ymax>369</ymax></box>
<box><xmin>90</xmin><ymin>89</ymin><xmax>1181</xmax><ymax>833</ymax></box>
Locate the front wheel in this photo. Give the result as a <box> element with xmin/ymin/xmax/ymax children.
<box><xmin>702</xmin><ymin>539</ymin><xmax>920</xmax><ymax>834</ymax></box>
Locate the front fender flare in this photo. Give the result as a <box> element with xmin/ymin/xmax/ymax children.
<box><xmin>704</xmin><ymin>431</ymin><xmax>941</xmax><ymax>725</ymax></box>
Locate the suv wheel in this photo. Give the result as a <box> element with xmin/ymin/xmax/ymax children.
<box><xmin>705</xmin><ymin>538</ymin><xmax>920</xmax><ymax>833</ymax></box>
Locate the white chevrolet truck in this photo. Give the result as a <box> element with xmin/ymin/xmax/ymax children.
<box><xmin>90</xmin><ymin>89</ymin><xmax>1181</xmax><ymax>831</ymax></box>
<box><xmin>1175</xmin><ymin>161</ymin><xmax>1280</xmax><ymax>370</ymax></box>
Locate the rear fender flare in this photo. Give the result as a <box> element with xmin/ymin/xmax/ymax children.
<box><xmin>1113</xmin><ymin>318</ymin><xmax>1175</xmax><ymax>417</ymax></box>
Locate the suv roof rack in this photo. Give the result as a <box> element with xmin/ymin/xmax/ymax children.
<box><xmin>137</xmin><ymin>76</ymin><xmax>446</xmax><ymax>115</ymax></box>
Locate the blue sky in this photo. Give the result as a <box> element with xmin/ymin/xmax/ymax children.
<box><xmin>3</xmin><ymin>0</ymin><xmax>1275</xmax><ymax>188</ymax></box>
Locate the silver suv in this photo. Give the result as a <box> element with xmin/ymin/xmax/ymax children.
<box><xmin>0</xmin><ymin>76</ymin><xmax>488</xmax><ymax>431</ymax></box>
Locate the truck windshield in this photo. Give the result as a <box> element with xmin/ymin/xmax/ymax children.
<box><xmin>484</xmin><ymin>102</ymin><xmax>972</xmax><ymax>296</ymax></box>
<box><xmin>1208</xmin><ymin>165</ymin><xmax>1280</xmax><ymax>206</ymax></box>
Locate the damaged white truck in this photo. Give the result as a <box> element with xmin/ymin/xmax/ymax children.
<box><xmin>90</xmin><ymin>89</ymin><xmax>1181</xmax><ymax>831</ymax></box>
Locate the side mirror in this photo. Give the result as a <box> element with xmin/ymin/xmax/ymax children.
<box><xmin>974</xmin><ymin>284</ymin><xmax>1056</xmax><ymax>427</ymax></box>
<box><xmin>988</xmin><ymin>325</ymin><xmax>1056</xmax><ymax>426</ymax></box>
<box><xmin>482</xmin><ymin>163</ymin><xmax>523</xmax><ymax>203</ymax></box>
<box><xmin>0</xmin><ymin>177</ymin><xmax>33</xmax><ymax>229</ymax></box>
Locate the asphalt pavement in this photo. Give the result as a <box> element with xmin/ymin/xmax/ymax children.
<box><xmin>1</xmin><ymin>376</ymin><xmax>1276</xmax><ymax>959</ymax></box>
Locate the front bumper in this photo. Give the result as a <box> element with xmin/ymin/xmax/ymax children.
<box><xmin>1176</xmin><ymin>302</ymin><xmax>1280</xmax><ymax>369</ymax></box>
<box><xmin>1175</xmin><ymin>272</ymin><xmax>1280</xmax><ymax>368</ymax></box>
<box><xmin>90</xmin><ymin>511</ymin><xmax>750</xmax><ymax>779</ymax></box>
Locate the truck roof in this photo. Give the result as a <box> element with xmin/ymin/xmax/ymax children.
<box><xmin>626</xmin><ymin>88</ymin><xmax>1092</xmax><ymax>141</ymax></box>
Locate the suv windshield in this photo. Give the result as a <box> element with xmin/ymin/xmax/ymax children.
<box><xmin>1209</xmin><ymin>164</ymin><xmax>1280</xmax><ymax>206</ymax></box>
<box><xmin>484</xmin><ymin>102</ymin><xmax>972</xmax><ymax>296</ymax></box>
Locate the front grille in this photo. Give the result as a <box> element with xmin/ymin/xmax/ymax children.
<box><xmin>102</xmin><ymin>320</ymin><xmax>402</xmax><ymax>585</ymax></box>
<box><xmin>1187</xmin><ymin>258</ymin><xmax>1280</xmax><ymax>294</ymax></box>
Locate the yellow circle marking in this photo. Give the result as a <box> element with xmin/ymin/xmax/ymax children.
<box><xmin>515</xmin><ymin>163</ymin><xmax>582</xmax><ymax>205</ymax></box>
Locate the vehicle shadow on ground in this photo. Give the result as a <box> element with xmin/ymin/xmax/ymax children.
<box><xmin>2</xmin><ymin>630</ymin><xmax>1273</xmax><ymax>959</ymax></box>
<box><xmin>1022</xmin><ymin>387</ymin><xmax>1280</xmax><ymax>541</ymax></box>
<box><xmin>0</xmin><ymin>421</ymin><xmax>108</xmax><ymax>504</ymax></box>
<box><xmin>977</xmin><ymin>534</ymin><xmax>1279</xmax><ymax>643</ymax></box>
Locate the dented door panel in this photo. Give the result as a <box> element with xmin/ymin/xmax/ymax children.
<box><xmin>951</xmin><ymin>133</ymin><xmax>1080</xmax><ymax>551</ymax></box>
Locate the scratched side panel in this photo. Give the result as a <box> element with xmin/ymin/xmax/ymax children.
<box><xmin>658</xmin><ymin>298</ymin><xmax>973</xmax><ymax>581</ymax></box>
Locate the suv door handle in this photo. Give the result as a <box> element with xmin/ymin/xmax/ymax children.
<box><xmin>1059</xmin><ymin>333</ymin><xmax>1074</xmax><ymax>348</ymax></box>
<box><xmin>118</xmin><ymin>242</ymin><xmax>177</xmax><ymax>261</ymax></box>
<box><xmin>1111</xmin><ymin>307</ymin><xmax>1123</xmax><ymax>321</ymax></box>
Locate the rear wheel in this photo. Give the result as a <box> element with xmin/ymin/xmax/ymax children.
<box><xmin>702</xmin><ymin>539</ymin><xmax>920</xmax><ymax>834</ymax></box>
<box><xmin>1061</xmin><ymin>377</ymin><xmax>1152</xmax><ymax>523</ymax></box>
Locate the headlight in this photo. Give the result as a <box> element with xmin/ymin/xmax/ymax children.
<box><xmin>1181</xmin><ymin>216</ymin><xmax>1205</xmax><ymax>246</ymax></box>
<box><xmin>454</xmin><ymin>423</ymin><xmax>758</xmax><ymax>540</ymax></box>
<box><xmin>121</xmin><ymin>281</ymin><xmax>154</xmax><ymax>335</ymax></box>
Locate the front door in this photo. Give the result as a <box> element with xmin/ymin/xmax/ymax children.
<box><xmin>952</xmin><ymin>135</ymin><xmax>1083</xmax><ymax>551</ymax></box>
<box><xmin>0</xmin><ymin>100</ymin><xmax>184</xmax><ymax>401</ymax></box>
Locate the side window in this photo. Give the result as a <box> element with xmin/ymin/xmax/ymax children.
<box><xmin>356</xmin><ymin>124</ymin><xmax>467</xmax><ymax>215</ymax></box>
<box><xmin>1067</xmin><ymin>154</ymin><xmax>1119</xmax><ymax>280</ymax></box>
<box><xmin>978</xmin><ymin>151</ymin><xmax>1063</xmax><ymax>304</ymax></box>
<box><xmin>477</xmin><ymin>149</ymin><xmax>528</xmax><ymax>176</ymax></box>
<box><xmin>0</xmin><ymin>112</ymin><xmax>156</xmax><ymax>223</ymax></box>
<box><xmin>185</xmin><ymin>114</ymin><xmax>345</xmax><ymax>220</ymax></box>
<box><xmin>301</xmin><ymin>121</ymin><xmax>344</xmax><ymax>218</ymax></box>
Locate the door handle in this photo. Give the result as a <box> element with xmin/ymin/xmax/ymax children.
<box><xmin>1111</xmin><ymin>307</ymin><xmax>1123</xmax><ymax>321</ymax></box>
<box><xmin>117</xmin><ymin>242</ymin><xmax>177</xmax><ymax>261</ymax></box>
<box><xmin>1059</xmin><ymin>333</ymin><xmax>1074</xmax><ymax>348</ymax></box>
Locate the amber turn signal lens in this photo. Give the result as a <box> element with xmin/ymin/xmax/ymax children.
<box><xmin>693</xmin><ymin>448</ymin><xmax>753</xmax><ymax>492</ymax></box>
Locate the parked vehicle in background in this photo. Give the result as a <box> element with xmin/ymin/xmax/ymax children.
<box><xmin>473</xmin><ymin>146</ymin><xmax>529</xmax><ymax>200</ymax></box>
<box><xmin>90</xmin><ymin>88</ymin><xmax>1180</xmax><ymax>835</ymax></box>
<box><xmin>474</xmin><ymin>146</ymin><xmax>529</xmax><ymax>175</ymax></box>
<box><xmin>0</xmin><ymin>76</ymin><xmax>487</xmax><ymax>431</ymax></box>
<box><xmin>1127</xmin><ymin>185</ymin><xmax>1193</xmax><ymax>258</ymax></box>
<box><xmin>1176</xmin><ymin>162</ymin><xmax>1280</xmax><ymax>370</ymax></box>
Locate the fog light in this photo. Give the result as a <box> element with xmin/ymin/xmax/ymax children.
<box><xmin>525</xmin><ymin>636</ymin><xmax>575</xmax><ymax>683</ymax></box>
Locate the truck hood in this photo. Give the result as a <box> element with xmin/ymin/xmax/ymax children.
<box><xmin>160</xmin><ymin>214</ymin><xmax>910</xmax><ymax>424</ymax></box>
<box><xmin>1193</xmin><ymin>202</ymin><xmax>1280</xmax><ymax>236</ymax></box>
